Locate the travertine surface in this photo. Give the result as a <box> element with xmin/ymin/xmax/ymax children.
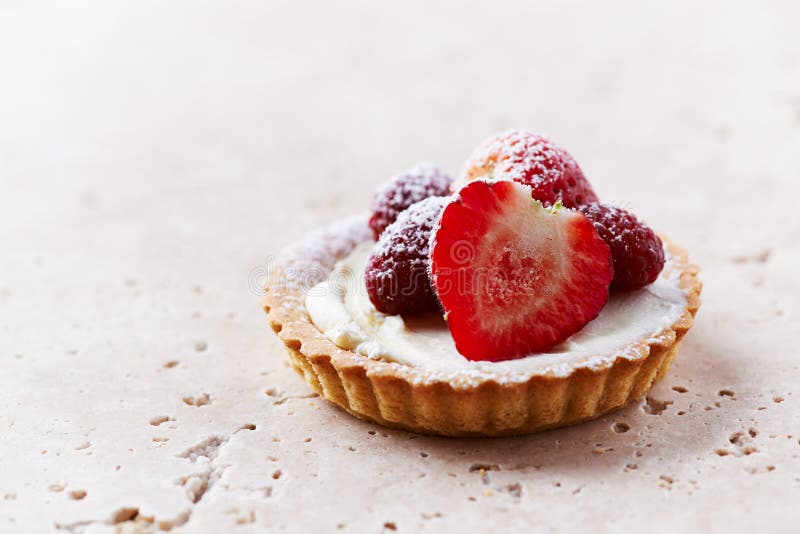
<box><xmin>1</xmin><ymin>1</ymin><xmax>799</xmax><ymax>532</ymax></box>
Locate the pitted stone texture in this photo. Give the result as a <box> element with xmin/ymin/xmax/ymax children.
<box><xmin>1</xmin><ymin>1</ymin><xmax>798</xmax><ymax>532</ymax></box>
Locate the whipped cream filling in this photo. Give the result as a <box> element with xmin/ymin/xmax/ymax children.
<box><xmin>305</xmin><ymin>242</ymin><xmax>688</xmax><ymax>375</ymax></box>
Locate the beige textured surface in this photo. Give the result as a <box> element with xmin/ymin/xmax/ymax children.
<box><xmin>1</xmin><ymin>1</ymin><xmax>798</xmax><ymax>532</ymax></box>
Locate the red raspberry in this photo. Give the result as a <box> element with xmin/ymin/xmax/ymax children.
<box><xmin>579</xmin><ymin>203</ymin><xmax>665</xmax><ymax>292</ymax></box>
<box><xmin>365</xmin><ymin>196</ymin><xmax>448</xmax><ymax>315</ymax></box>
<box><xmin>456</xmin><ymin>130</ymin><xmax>598</xmax><ymax>208</ymax></box>
<box><xmin>368</xmin><ymin>163</ymin><xmax>453</xmax><ymax>240</ymax></box>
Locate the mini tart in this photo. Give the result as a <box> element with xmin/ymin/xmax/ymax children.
<box><xmin>263</xmin><ymin>215</ymin><xmax>702</xmax><ymax>437</ymax></box>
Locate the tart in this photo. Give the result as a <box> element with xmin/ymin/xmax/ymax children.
<box><xmin>262</xmin><ymin>131</ymin><xmax>702</xmax><ymax>436</ymax></box>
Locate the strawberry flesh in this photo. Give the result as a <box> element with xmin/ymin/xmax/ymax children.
<box><xmin>430</xmin><ymin>180</ymin><xmax>613</xmax><ymax>361</ymax></box>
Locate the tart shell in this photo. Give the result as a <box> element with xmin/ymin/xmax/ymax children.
<box><xmin>262</xmin><ymin>216</ymin><xmax>702</xmax><ymax>437</ymax></box>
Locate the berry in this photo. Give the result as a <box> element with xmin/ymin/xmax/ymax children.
<box><xmin>368</xmin><ymin>163</ymin><xmax>453</xmax><ymax>240</ymax></box>
<box><xmin>430</xmin><ymin>180</ymin><xmax>612</xmax><ymax>361</ymax></box>
<box><xmin>365</xmin><ymin>196</ymin><xmax>448</xmax><ymax>315</ymax></box>
<box><xmin>455</xmin><ymin>130</ymin><xmax>598</xmax><ymax>208</ymax></box>
<box><xmin>579</xmin><ymin>203</ymin><xmax>665</xmax><ymax>292</ymax></box>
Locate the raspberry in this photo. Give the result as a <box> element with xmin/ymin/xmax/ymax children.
<box><xmin>456</xmin><ymin>130</ymin><xmax>598</xmax><ymax>208</ymax></box>
<box><xmin>365</xmin><ymin>196</ymin><xmax>448</xmax><ymax>315</ymax></box>
<box><xmin>368</xmin><ymin>163</ymin><xmax>453</xmax><ymax>240</ymax></box>
<box><xmin>579</xmin><ymin>203</ymin><xmax>665</xmax><ymax>292</ymax></box>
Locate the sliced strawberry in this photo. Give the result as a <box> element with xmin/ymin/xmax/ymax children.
<box><xmin>430</xmin><ymin>180</ymin><xmax>613</xmax><ymax>361</ymax></box>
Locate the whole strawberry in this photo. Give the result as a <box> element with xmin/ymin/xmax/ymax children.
<box><xmin>365</xmin><ymin>196</ymin><xmax>447</xmax><ymax>315</ymax></box>
<box><xmin>579</xmin><ymin>203</ymin><xmax>665</xmax><ymax>292</ymax></box>
<box><xmin>456</xmin><ymin>130</ymin><xmax>598</xmax><ymax>208</ymax></box>
<box><xmin>368</xmin><ymin>163</ymin><xmax>453</xmax><ymax>240</ymax></box>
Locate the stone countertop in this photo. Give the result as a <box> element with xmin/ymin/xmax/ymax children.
<box><xmin>1</xmin><ymin>1</ymin><xmax>798</xmax><ymax>532</ymax></box>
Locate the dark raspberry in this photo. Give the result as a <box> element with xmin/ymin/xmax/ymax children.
<box><xmin>579</xmin><ymin>203</ymin><xmax>665</xmax><ymax>292</ymax></box>
<box><xmin>365</xmin><ymin>196</ymin><xmax>448</xmax><ymax>315</ymax></box>
<box><xmin>368</xmin><ymin>163</ymin><xmax>453</xmax><ymax>240</ymax></box>
<box><xmin>459</xmin><ymin>130</ymin><xmax>598</xmax><ymax>208</ymax></box>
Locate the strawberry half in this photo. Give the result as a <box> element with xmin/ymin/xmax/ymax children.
<box><xmin>430</xmin><ymin>180</ymin><xmax>613</xmax><ymax>361</ymax></box>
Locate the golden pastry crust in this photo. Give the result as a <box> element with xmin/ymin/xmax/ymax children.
<box><xmin>262</xmin><ymin>216</ymin><xmax>701</xmax><ymax>437</ymax></box>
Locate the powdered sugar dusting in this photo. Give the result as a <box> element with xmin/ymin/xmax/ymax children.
<box><xmin>270</xmin><ymin>214</ymin><xmax>371</xmax><ymax>312</ymax></box>
<box><xmin>373</xmin><ymin>162</ymin><xmax>451</xmax><ymax>204</ymax></box>
<box><xmin>369</xmin><ymin>162</ymin><xmax>452</xmax><ymax>239</ymax></box>
<box><xmin>457</xmin><ymin>130</ymin><xmax>597</xmax><ymax>208</ymax></box>
<box><xmin>461</xmin><ymin>130</ymin><xmax>562</xmax><ymax>183</ymax></box>
<box><xmin>579</xmin><ymin>202</ymin><xmax>666</xmax><ymax>291</ymax></box>
<box><xmin>365</xmin><ymin>196</ymin><xmax>448</xmax><ymax>315</ymax></box>
<box><xmin>372</xmin><ymin>196</ymin><xmax>448</xmax><ymax>260</ymax></box>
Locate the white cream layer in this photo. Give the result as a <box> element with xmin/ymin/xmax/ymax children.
<box><xmin>305</xmin><ymin>242</ymin><xmax>688</xmax><ymax>375</ymax></box>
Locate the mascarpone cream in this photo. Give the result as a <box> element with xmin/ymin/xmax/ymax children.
<box><xmin>305</xmin><ymin>242</ymin><xmax>689</xmax><ymax>375</ymax></box>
